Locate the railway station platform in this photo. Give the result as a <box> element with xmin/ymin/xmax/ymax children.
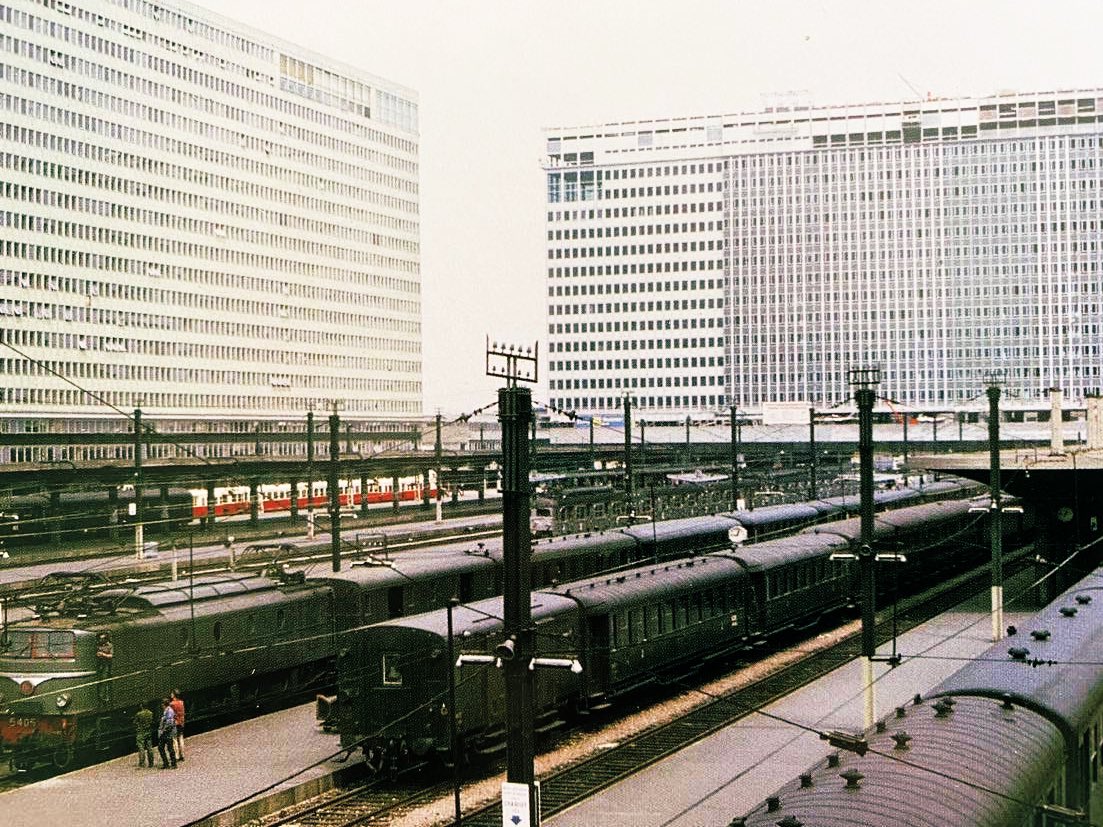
<box><xmin>548</xmin><ymin>576</ymin><xmax>1040</xmax><ymax>827</ymax></box>
<box><xmin>0</xmin><ymin>701</ymin><xmax>353</xmax><ymax>827</ymax></box>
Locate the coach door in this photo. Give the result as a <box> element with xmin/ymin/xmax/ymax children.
<box><xmin>583</xmin><ymin>614</ymin><xmax>610</xmax><ymax>705</ymax></box>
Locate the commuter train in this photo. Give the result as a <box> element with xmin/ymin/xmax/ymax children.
<box><xmin>189</xmin><ymin>473</ymin><xmax>442</xmax><ymax>519</ymax></box>
<box><xmin>737</xmin><ymin>566</ymin><xmax>1103</xmax><ymax>827</ymax></box>
<box><xmin>332</xmin><ymin>495</ymin><xmax>1031</xmax><ymax>772</ymax></box>
<box><xmin>0</xmin><ymin>477</ymin><xmax>992</xmax><ymax>772</ymax></box>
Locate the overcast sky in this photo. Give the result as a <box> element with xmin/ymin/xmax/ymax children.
<box><xmin>199</xmin><ymin>0</ymin><xmax>1102</xmax><ymax>418</ymax></box>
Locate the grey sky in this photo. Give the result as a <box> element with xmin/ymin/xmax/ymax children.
<box><xmin>201</xmin><ymin>0</ymin><xmax>1102</xmax><ymax>417</ymax></box>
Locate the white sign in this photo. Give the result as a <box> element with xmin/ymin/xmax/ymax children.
<box><xmin>502</xmin><ymin>781</ymin><xmax>541</xmax><ymax>827</ymax></box>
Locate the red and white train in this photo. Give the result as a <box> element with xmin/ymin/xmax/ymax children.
<box><xmin>189</xmin><ymin>473</ymin><xmax>441</xmax><ymax>519</ymax></box>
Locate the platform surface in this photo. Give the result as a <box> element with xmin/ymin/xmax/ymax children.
<box><xmin>0</xmin><ymin>701</ymin><xmax>347</xmax><ymax>827</ymax></box>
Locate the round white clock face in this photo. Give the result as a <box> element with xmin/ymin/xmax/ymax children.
<box><xmin>1057</xmin><ymin>506</ymin><xmax>1074</xmax><ymax>523</ymax></box>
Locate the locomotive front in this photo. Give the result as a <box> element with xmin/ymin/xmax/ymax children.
<box><xmin>0</xmin><ymin>624</ymin><xmax>102</xmax><ymax>770</ymax></box>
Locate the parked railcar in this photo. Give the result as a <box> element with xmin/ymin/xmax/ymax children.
<box><xmin>335</xmin><ymin>592</ymin><xmax>582</xmax><ymax>767</ymax></box>
<box><xmin>336</xmin><ymin>495</ymin><xmax>1024</xmax><ymax>772</ymax></box>
<box><xmin>737</xmin><ymin>569</ymin><xmax>1103</xmax><ymax>827</ymax></box>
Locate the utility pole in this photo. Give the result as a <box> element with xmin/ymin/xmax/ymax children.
<box><xmin>684</xmin><ymin>415</ymin><xmax>691</xmax><ymax>466</ymax></box>
<box><xmin>328</xmin><ymin>401</ymin><xmax>341</xmax><ymax>573</ymax></box>
<box><xmin>133</xmin><ymin>407</ymin><xmax>144</xmax><ymax>559</ymax></box>
<box><xmin>623</xmin><ymin>394</ymin><xmax>633</xmax><ymax>503</ymax></box>
<box><xmin>306</xmin><ymin>406</ymin><xmax>315</xmax><ymax>540</ymax></box>
<box><xmin>809</xmin><ymin>406</ymin><xmax>818</xmax><ymax>501</ymax></box>
<box><xmin>850</xmin><ymin>367</ymin><xmax>880</xmax><ymax>728</ymax></box>
<box><xmin>487</xmin><ymin>339</ymin><xmax>539</xmax><ymax>827</ymax></box>
<box><xmin>902</xmin><ymin>412</ymin><xmax>909</xmax><ymax>466</ymax></box>
<box><xmin>588</xmin><ymin>416</ymin><xmax>595</xmax><ymax>470</ymax></box>
<box><xmin>435</xmin><ymin>411</ymin><xmax>443</xmax><ymax>523</ymax></box>
<box><xmin>730</xmin><ymin>405</ymin><xmax>741</xmax><ymax>511</ymax></box>
<box><xmin>986</xmin><ymin>374</ymin><xmax>1004</xmax><ymax>641</ymax></box>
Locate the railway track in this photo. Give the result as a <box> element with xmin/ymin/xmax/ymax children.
<box><xmin>253</xmin><ymin>544</ymin><xmax>1037</xmax><ymax>827</ymax></box>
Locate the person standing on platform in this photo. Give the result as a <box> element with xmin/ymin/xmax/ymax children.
<box><xmin>169</xmin><ymin>689</ymin><xmax>185</xmax><ymax>761</ymax></box>
<box><xmin>157</xmin><ymin>698</ymin><xmax>177</xmax><ymax>769</ymax></box>
<box><xmin>95</xmin><ymin>632</ymin><xmax>113</xmax><ymax>703</ymax></box>
<box><xmin>133</xmin><ymin>705</ymin><xmax>155</xmax><ymax>768</ymax></box>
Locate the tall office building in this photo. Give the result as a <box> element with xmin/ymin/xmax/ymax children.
<box><xmin>544</xmin><ymin>90</ymin><xmax>1103</xmax><ymax>418</ymax></box>
<box><xmin>0</xmin><ymin>0</ymin><xmax>421</xmax><ymax>428</ymax></box>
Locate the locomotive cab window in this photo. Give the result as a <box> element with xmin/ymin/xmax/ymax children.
<box><xmin>2</xmin><ymin>630</ymin><xmax>75</xmax><ymax>658</ymax></box>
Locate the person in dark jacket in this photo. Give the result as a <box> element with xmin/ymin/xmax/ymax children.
<box><xmin>157</xmin><ymin>698</ymin><xmax>177</xmax><ymax>769</ymax></box>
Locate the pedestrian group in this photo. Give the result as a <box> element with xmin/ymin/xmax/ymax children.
<box><xmin>133</xmin><ymin>689</ymin><xmax>186</xmax><ymax>769</ymax></box>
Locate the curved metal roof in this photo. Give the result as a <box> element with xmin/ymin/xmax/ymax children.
<box><xmin>722</xmin><ymin>503</ymin><xmax>820</xmax><ymax>527</ymax></box>
<box><xmin>531</xmin><ymin>530</ymin><xmax>638</xmax><ymax>562</ymax></box>
<box><xmin>739</xmin><ymin>695</ymin><xmax>1061</xmax><ymax>827</ymax></box>
<box><xmin>368</xmin><ymin>592</ymin><xmax>580</xmax><ymax>640</ymax></box>
<box><xmin>720</xmin><ymin>533</ymin><xmax>849</xmax><ymax>570</ymax></box>
<box><xmin>619</xmin><ymin>514</ymin><xmax>741</xmax><ymax>544</ymax></box>
<box><xmin>931</xmin><ymin>570</ymin><xmax>1103</xmax><ymax>742</ymax></box>
<box><xmin>547</xmin><ymin>556</ymin><xmax>746</xmax><ymax>609</ymax></box>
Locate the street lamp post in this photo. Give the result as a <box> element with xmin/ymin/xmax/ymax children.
<box><xmin>850</xmin><ymin>366</ymin><xmax>880</xmax><ymax>728</ymax></box>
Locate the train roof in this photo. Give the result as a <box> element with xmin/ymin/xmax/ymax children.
<box><xmin>740</xmin><ymin>695</ymin><xmax>1062</xmax><ymax>827</ymax></box>
<box><xmin>618</xmin><ymin>514</ymin><xmax>741</xmax><ymax>544</ymax></box>
<box><xmin>309</xmin><ymin>546</ymin><xmax>497</xmax><ymax>587</ymax></box>
<box><xmin>723</xmin><ymin>503</ymin><xmax>821</xmax><ymax>527</ymax></box>
<box><xmin>719</xmin><ymin>533</ymin><xmax>850</xmax><ymax>570</ymax></box>
<box><xmin>366</xmin><ymin>592</ymin><xmax>579</xmax><ymax>640</ymax></box>
<box><xmin>531</xmin><ymin>529</ymin><xmax>638</xmax><ymax>561</ymax></box>
<box><xmin>546</xmin><ymin>555</ymin><xmax>746</xmax><ymax>609</ymax></box>
<box><xmin>930</xmin><ymin>569</ymin><xmax>1103</xmax><ymax>742</ymax></box>
<box><xmin>800</xmin><ymin>499</ymin><xmax>971</xmax><ymax>543</ymax></box>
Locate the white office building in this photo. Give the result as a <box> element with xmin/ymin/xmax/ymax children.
<box><xmin>0</xmin><ymin>0</ymin><xmax>421</xmax><ymax>428</ymax></box>
<box><xmin>544</xmin><ymin>90</ymin><xmax>1103</xmax><ymax>418</ymax></box>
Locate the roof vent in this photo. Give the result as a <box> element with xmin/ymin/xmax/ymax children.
<box><xmin>1001</xmin><ymin>694</ymin><xmax>1015</xmax><ymax>711</ymax></box>
<box><xmin>1008</xmin><ymin>646</ymin><xmax>1030</xmax><ymax>660</ymax></box>
<box><xmin>891</xmin><ymin>731</ymin><xmax>912</xmax><ymax>750</ymax></box>
<box><xmin>1007</xmin><ymin>624</ymin><xmax>1017</xmax><ymax>636</ymax></box>
<box><xmin>800</xmin><ymin>773</ymin><xmax>813</xmax><ymax>788</ymax></box>
<box><xmin>1031</xmin><ymin>629</ymin><xmax>1051</xmax><ymax>641</ymax></box>
<box><xmin>933</xmin><ymin>698</ymin><xmax>955</xmax><ymax>717</ymax></box>
<box><xmin>827</xmin><ymin>752</ymin><xmax>840</xmax><ymax>768</ymax></box>
<box><xmin>895</xmin><ymin>706</ymin><xmax>907</xmax><ymax>719</ymax></box>
<box><xmin>840</xmin><ymin>768</ymin><xmax>864</xmax><ymax>789</ymax></box>
<box><xmin>875</xmin><ymin>720</ymin><xmax>886</xmax><ymax>733</ymax></box>
<box><xmin>1076</xmin><ymin>594</ymin><xmax>1092</xmax><ymax>605</ymax></box>
<box><xmin>727</xmin><ymin>819</ymin><xmax>747</xmax><ymax>827</ymax></box>
<box><xmin>913</xmin><ymin>693</ymin><xmax>923</xmax><ymax>705</ymax></box>
<box><xmin>1059</xmin><ymin>606</ymin><xmax>1078</xmax><ymax>618</ymax></box>
<box><xmin>777</xmin><ymin>817</ymin><xmax>804</xmax><ymax>827</ymax></box>
<box><xmin>766</xmin><ymin>796</ymin><xmax>781</xmax><ymax>812</ymax></box>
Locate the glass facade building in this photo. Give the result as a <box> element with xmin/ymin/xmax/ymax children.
<box><xmin>0</xmin><ymin>0</ymin><xmax>421</xmax><ymax>426</ymax></box>
<box><xmin>544</xmin><ymin>90</ymin><xmax>1103</xmax><ymax>418</ymax></box>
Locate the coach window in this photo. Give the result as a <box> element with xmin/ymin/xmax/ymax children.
<box><xmin>660</xmin><ymin>602</ymin><xmax>674</xmax><ymax>634</ymax></box>
<box><xmin>382</xmin><ymin>653</ymin><xmax>403</xmax><ymax>686</ymax></box>
<box><xmin>613</xmin><ymin>612</ymin><xmax>628</xmax><ymax>648</ymax></box>
<box><xmin>645</xmin><ymin>605</ymin><xmax>659</xmax><ymax>638</ymax></box>
<box><xmin>674</xmin><ymin>596</ymin><xmax>687</xmax><ymax>629</ymax></box>
<box><xmin>628</xmin><ymin>609</ymin><xmax>644</xmax><ymax>644</ymax></box>
<box><xmin>688</xmin><ymin>594</ymin><xmax>701</xmax><ymax>624</ymax></box>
